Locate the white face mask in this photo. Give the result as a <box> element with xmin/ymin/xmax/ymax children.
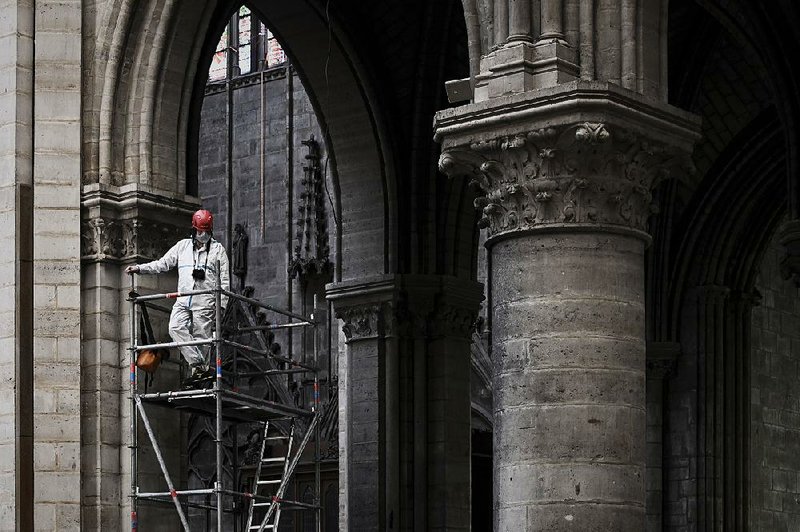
<box><xmin>196</xmin><ymin>231</ymin><xmax>211</xmax><ymax>244</ymax></box>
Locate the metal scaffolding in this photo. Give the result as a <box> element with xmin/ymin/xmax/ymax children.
<box><xmin>127</xmin><ymin>262</ymin><xmax>323</xmax><ymax>532</ymax></box>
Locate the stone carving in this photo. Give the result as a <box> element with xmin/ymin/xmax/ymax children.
<box><xmin>80</xmin><ymin>215</ymin><xmax>186</xmax><ymax>262</ymax></box>
<box><xmin>439</xmin><ymin>122</ymin><xmax>695</xmax><ymax>238</ymax></box>
<box><xmin>289</xmin><ymin>135</ymin><xmax>333</xmax><ymax>281</ymax></box>
<box><xmin>338</xmin><ymin>305</ymin><xmax>381</xmax><ymax>341</ymax></box>
<box><xmin>232</xmin><ymin>223</ymin><xmax>249</xmax><ymax>291</ymax></box>
<box><xmin>429</xmin><ymin>302</ymin><xmax>479</xmax><ymax>338</ymax></box>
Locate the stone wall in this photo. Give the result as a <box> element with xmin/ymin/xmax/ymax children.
<box><xmin>750</xmin><ymin>230</ymin><xmax>800</xmax><ymax>530</ymax></box>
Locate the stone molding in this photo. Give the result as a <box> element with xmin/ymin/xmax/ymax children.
<box><xmin>328</xmin><ymin>276</ymin><xmax>395</xmax><ymax>343</ymax></box>
<box><xmin>81</xmin><ymin>183</ymin><xmax>199</xmax><ymax>263</ymax></box>
<box><xmin>439</xmin><ymin>121</ymin><xmax>695</xmax><ymax>239</ymax></box>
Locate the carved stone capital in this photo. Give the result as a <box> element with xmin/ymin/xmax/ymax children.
<box><xmin>429</xmin><ymin>302</ymin><xmax>480</xmax><ymax>339</ymax></box>
<box><xmin>428</xmin><ymin>277</ymin><xmax>484</xmax><ymax>339</ymax></box>
<box><xmin>439</xmin><ymin>121</ymin><xmax>694</xmax><ymax>240</ymax></box>
<box><xmin>80</xmin><ymin>215</ymin><xmax>186</xmax><ymax>263</ymax></box>
<box><xmin>388</xmin><ymin>296</ymin><xmax>431</xmax><ymax>338</ymax></box>
<box><xmin>435</xmin><ymin>83</ymin><xmax>700</xmax><ymax>244</ymax></box>
<box><xmin>327</xmin><ymin>275</ymin><xmax>483</xmax><ymax>341</ymax></box>
<box><xmin>337</xmin><ymin>304</ymin><xmax>381</xmax><ymax>341</ymax></box>
<box><xmin>81</xmin><ymin>183</ymin><xmax>199</xmax><ymax>263</ymax></box>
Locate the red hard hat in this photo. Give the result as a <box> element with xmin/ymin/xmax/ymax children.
<box><xmin>192</xmin><ymin>209</ymin><xmax>213</xmax><ymax>232</ymax></box>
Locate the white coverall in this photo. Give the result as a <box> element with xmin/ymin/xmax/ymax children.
<box><xmin>138</xmin><ymin>238</ymin><xmax>230</xmax><ymax>367</ymax></box>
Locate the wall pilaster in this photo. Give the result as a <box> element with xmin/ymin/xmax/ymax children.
<box><xmin>645</xmin><ymin>342</ymin><xmax>679</xmax><ymax>531</ymax></box>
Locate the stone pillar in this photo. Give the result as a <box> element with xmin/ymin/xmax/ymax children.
<box><xmin>328</xmin><ymin>276</ymin><xmax>396</xmax><ymax>531</ymax></box>
<box><xmin>328</xmin><ymin>274</ymin><xmax>482</xmax><ymax>531</ymax></box>
<box><xmin>436</xmin><ymin>83</ymin><xmax>699</xmax><ymax>530</ymax></box>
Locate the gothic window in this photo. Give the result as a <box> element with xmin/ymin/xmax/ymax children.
<box><xmin>207</xmin><ymin>5</ymin><xmax>287</xmax><ymax>82</ymax></box>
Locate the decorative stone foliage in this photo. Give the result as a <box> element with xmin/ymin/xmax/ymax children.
<box><xmin>80</xmin><ymin>216</ymin><xmax>187</xmax><ymax>262</ymax></box>
<box><xmin>337</xmin><ymin>304</ymin><xmax>381</xmax><ymax>341</ymax></box>
<box><xmin>439</xmin><ymin>122</ymin><xmax>695</xmax><ymax>238</ymax></box>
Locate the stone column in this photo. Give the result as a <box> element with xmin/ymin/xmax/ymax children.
<box><xmin>328</xmin><ymin>276</ymin><xmax>396</xmax><ymax>531</ymax></box>
<box><xmin>436</xmin><ymin>83</ymin><xmax>699</xmax><ymax>530</ymax></box>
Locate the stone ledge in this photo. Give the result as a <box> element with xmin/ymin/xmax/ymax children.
<box><xmin>434</xmin><ymin>80</ymin><xmax>701</xmax><ymax>151</ymax></box>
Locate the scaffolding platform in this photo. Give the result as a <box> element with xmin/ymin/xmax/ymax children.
<box><xmin>127</xmin><ymin>260</ymin><xmax>323</xmax><ymax>532</ymax></box>
<box><xmin>139</xmin><ymin>388</ymin><xmax>313</xmax><ymax>423</ymax></box>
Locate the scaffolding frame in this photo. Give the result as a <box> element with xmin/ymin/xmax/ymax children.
<box><xmin>128</xmin><ymin>262</ymin><xmax>323</xmax><ymax>532</ymax></box>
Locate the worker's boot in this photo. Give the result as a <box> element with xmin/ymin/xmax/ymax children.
<box><xmin>181</xmin><ymin>364</ymin><xmax>214</xmax><ymax>389</ymax></box>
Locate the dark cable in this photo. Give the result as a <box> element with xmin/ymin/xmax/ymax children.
<box><xmin>321</xmin><ymin>0</ymin><xmax>340</xmax><ymax>230</ymax></box>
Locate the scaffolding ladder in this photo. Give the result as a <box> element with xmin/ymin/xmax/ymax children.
<box><xmin>127</xmin><ymin>261</ymin><xmax>324</xmax><ymax>532</ymax></box>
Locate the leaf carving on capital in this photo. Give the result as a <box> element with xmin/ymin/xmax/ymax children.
<box><xmin>429</xmin><ymin>303</ymin><xmax>479</xmax><ymax>339</ymax></box>
<box><xmin>338</xmin><ymin>304</ymin><xmax>381</xmax><ymax>341</ymax></box>
<box><xmin>81</xmin><ymin>216</ymin><xmax>186</xmax><ymax>262</ymax></box>
<box><xmin>439</xmin><ymin>122</ymin><xmax>693</xmax><ymax>236</ymax></box>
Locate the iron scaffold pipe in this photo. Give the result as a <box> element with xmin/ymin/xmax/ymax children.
<box><xmin>129</xmin><ymin>274</ymin><xmax>139</xmax><ymax>532</ymax></box>
<box><xmin>222</xmin><ymin>338</ymin><xmax>319</xmax><ymax>371</ymax></box>
<box><xmin>215</xmin><ymin>260</ymin><xmax>224</xmax><ymax>532</ymax></box>
<box><xmin>313</xmin><ymin>293</ymin><xmax>322</xmax><ymax>532</ymax></box>
<box><xmin>236</xmin><ymin>321</ymin><xmax>313</xmax><ymax>332</ymax></box>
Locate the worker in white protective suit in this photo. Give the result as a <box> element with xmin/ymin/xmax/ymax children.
<box><xmin>126</xmin><ymin>209</ymin><xmax>230</xmax><ymax>386</ymax></box>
